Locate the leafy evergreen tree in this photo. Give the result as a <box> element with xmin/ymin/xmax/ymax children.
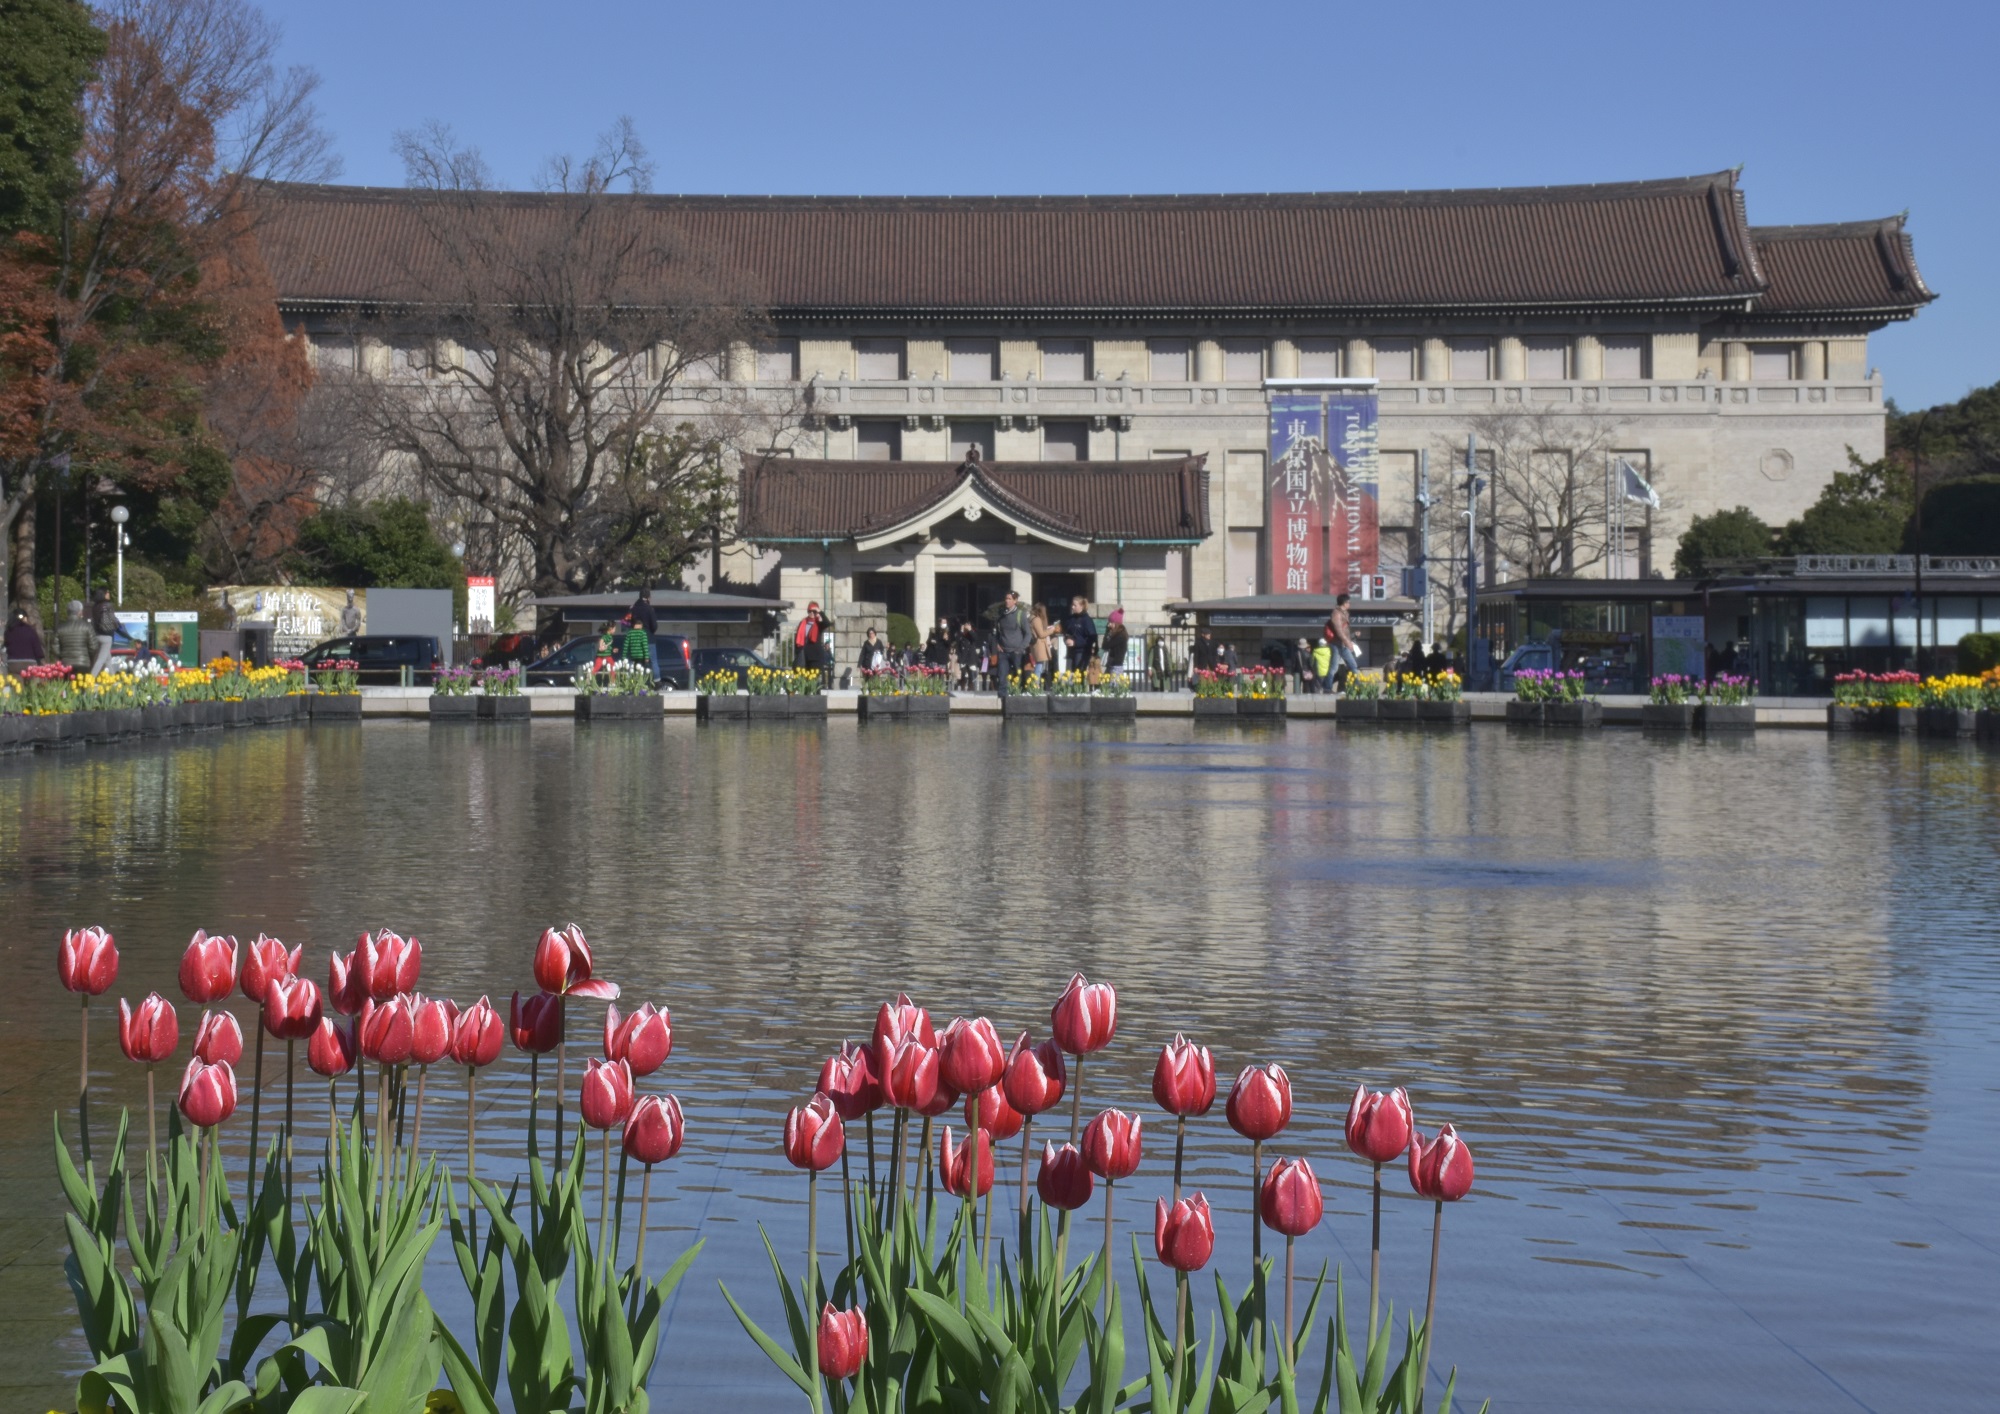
<box><xmin>291</xmin><ymin>498</ymin><xmax>461</xmax><ymax>588</ymax></box>
<box><xmin>0</xmin><ymin>0</ymin><xmax>104</xmax><ymax>236</ymax></box>
<box><xmin>1909</xmin><ymin>476</ymin><xmax>2000</xmax><ymax>556</ymax></box>
<box><xmin>1673</xmin><ymin>505</ymin><xmax>1774</xmax><ymax>577</ymax></box>
<box><xmin>1778</xmin><ymin>455</ymin><xmax>1913</xmax><ymax>555</ymax></box>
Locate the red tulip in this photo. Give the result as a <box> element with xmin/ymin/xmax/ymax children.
<box><xmin>1259</xmin><ymin>1157</ymin><xmax>1324</xmax><ymax>1236</ymax></box>
<box><xmin>938</xmin><ymin>1015</ymin><xmax>1006</xmax><ymax>1095</ymax></box>
<box><xmin>580</xmin><ymin>1057</ymin><xmax>635</xmax><ymax>1130</ymax></box>
<box><xmin>872</xmin><ymin>993</ymin><xmax>935</xmax><ymax>1053</ymax></box>
<box><xmin>1154</xmin><ymin>1192</ymin><xmax>1216</xmax><ymax>1271</ymax></box>
<box><xmin>623</xmin><ymin>1093</ymin><xmax>686</xmax><ymax>1164</ymax></box>
<box><xmin>58</xmin><ymin>926</ymin><xmax>118</xmax><ymax>995</ymax></box>
<box><xmin>307</xmin><ymin>1016</ymin><xmax>357</xmax><ymax>1077</ymax></box>
<box><xmin>240</xmin><ymin>934</ymin><xmax>301</xmax><ymax>1005</ymax></box>
<box><xmin>1152</xmin><ymin>1034</ymin><xmax>1216</xmax><ymax>1117</ymax></box>
<box><xmin>1225</xmin><ymin>1064</ymin><xmax>1291</xmax><ymax>1142</ymax></box>
<box><xmin>1408</xmin><ymin>1124</ymin><xmax>1475</xmax><ymax>1202</ymax></box>
<box><xmin>1345</xmin><ymin>1085</ymin><xmax>1413</xmax><ymax>1165</ymax></box>
<box><xmin>118</xmin><ymin>993</ymin><xmax>179</xmax><ymax>1064</ymax></box>
<box><xmin>817</xmin><ymin>1303</ymin><xmax>868</xmax><ymax>1381</ymax></box>
<box><xmin>1002</xmin><ymin>1031</ymin><xmax>1066</xmax><ymax>1116</ymax></box>
<box><xmin>966</xmin><ymin>1084</ymin><xmax>1023</xmax><ymax>1141</ymax></box>
<box><xmin>876</xmin><ymin>1033</ymin><xmax>940</xmax><ymax>1112</ymax></box>
<box><xmin>533</xmin><ymin>923</ymin><xmax>620</xmax><ymax>999</ymax></box>
<box><xmin>192</xmin><ymin>1010</ymin><xmax>243</xmax><ymax>1066</ymax></box>
<box><xmin>178</xmin><ymin>1057</ymin><xmax>237</xmax><ymax>1127</ymax></box>
<box><xmin>817</xmin><ymin>1041</ymin><xmax>883</xmax><ymax>1121</ymax></box>
<box><xmin>450</xmin><ymin>996</ymin><xmax>504</xmax><ymax>1068</ymax></box>
<box><xmin>327</xmin><ymin>945</ymin><xmax>369</xmax><ymax>1017</ymax></box>
<box><xmin>263</xmin><ymin>975</ymin><xmax>323</xmax><ymax>1041</ymax></box>
<box><xmin>410</xmin><ymin>995</ymin><xmax>458</xmax><ymax>1065</ymax></box>
<box><xmin>783</xmin><ymin>1091</ymin><xmax>845</xmax><ymax>1171</ymax></box>
<box><xmin>938</xmin><ymin>1125</ymin><xmax>994</xmax><ymax>1198</ymax></box>
<box><xmin>360</xmin><ymin>929</ymin><xmax>422</xmax><ymax>1002</ymax></box>
<box><xmin>1036</xmin><ymin>1142</ymin><xmax>1094</xmax><ymax>1210</ymax></box>
<box><xmin>914</xmin><ymin>1079</ymin><xmax>962</xmax><ymax>1119</ymax></box>
<box><xmin>360</xmin><ymin>996</ymin><xmax>415</xmax><ymax>1064</ymax></box>
<box><xmin>178</xmin><ymin>930</ymin><xmax>238</xmax><ymax>1004</ymax></box>
<box><xmin>604</xmin><ymin>1002</ymin><xmax>673</xmax><ymax>1076</ymax></box>
<box><xmin>1081</xmin><ymin>1107</ymin><xmax>1142</xmax><ymax>1180</ymax></box>
<box><xmin>510</xmin><ymin>990</ymin><xmax>563</xmax><ymax>1054</ymax></box>
<box><xmin>1051</xmin><ymin>972</ymin><xmax>1117</xmax><ymax>1055</ymax></box>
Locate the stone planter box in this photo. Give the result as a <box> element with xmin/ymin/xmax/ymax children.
<box><xmin>29</xmin><ymin>714</ymin><xmax>77</xmax><ymax>748</ymax></box>
<box><xmin>1334</xmin><ymin>697</ymin><xmax>1379</xmax><ymax>722</ymax></box>
<box><xmin>1698</xmin><ymin>704</ymin><xmax>1758</xmax><ymax>732</ymax></box>
<box><xmin>789</xmin><ymin>694</ymin><xmax>828</xmax><ymax>718</ymax></box>
<box><xmin>1546</xmin><ymin>701</ymin><xmax>1604</xmax><ymax>728</ymax></box>
<box><xmin>1873</xmin><ymin>705</ymin><xmax>1918</xmax><ymax>733</ymax></box>
<box><xmin>698</xmin><ymin>694</ymin><xmax>749</xmax><ymax>720</ymax></box>
<box><xmin>429</xmin><ymin>695</ymin><xmax>478</xmax><ymax>722</ymax></box>
<box><xmin>111</xmin><ymin>707</ymin><xmax>145</xmax><ymax>738</ymax></box>
<box><xmin>905</xmin><ymin>695</ymin><xmax>950</xmax><ymax>717</ymax></box>
<box><xmin>1641</xmin><ymin>703</ymin><xmax>1696</xmax><ymax>730</ymax></box>
<box><xmin>311</xmin><ymin>694</ymin><xmax>363</xmax><ymax>720</ymax></box>
<box><xmin>220</xmin><ymin>701</ymin><xmax>246</xmax><ymax>728</ymax></box>
<box><xmin>1827</xmin><ymin>704</ymin><xmax>1861</xmax><ymax>731</ymax></box>
<box><xmin>1001</xmin><ymin>694</ymin><xmax>1049</xmax><ymax>718</ymax></box>
<box><xmin>1191</xmin><ymin>697</ymin><xmax>1237</xmax><ymax>719</ymax></box>
<box><xmin>577</xmin><ymin>693</ymin><xmax>663</xmax><ymax>721</ymax></box>
<box><xmin>1504</xmin><ymin>701</ymin><xmax>1544</xmax><ymax>726</ymax></box>
<box><xmin>1237</xmin><ymin>698</ymin><xmax>1287</xmax><ymax>719</ymax></box>
<box><xmin>1916</xmin><ymin>706</ymin><xmax>1976</xmax><ymax>738</ymax></box>
<box><xmin>0</xmin><ymin>715</ymin><xmax>24</xmax><ymax>752</ymax></box>
<box><xmin>858</xmin><ymin>695</ymin><xmax>907</xmax><ymax>720</ymax></box>
<box><xmin>477</xmin><ymin>694</ymin><xmax>531</xmax><ymax>720</ymax></box>
<box><xmin>1378</xmin><ymin>699</ymin><xmax>1420</xmax><ymax>722</ymax></box>
<box><xmin>1418</xmin><ymin>700</ymin><xmax>1470</xmax><ymax>724</ymax></box>
<box><xmin>1091</xmin><ymin>697</ymin><xmax>1137</xmax><ymax>719</ymax></box>
<box><xmin>1050</xmin><ymin>696</ymin><xmax>1093</xmax><ymax>717</ymax></box>
<box><xmin>1979</xmin><ymin>709</ymin><xmax>2000</xmax><ymax>740</ymax></box>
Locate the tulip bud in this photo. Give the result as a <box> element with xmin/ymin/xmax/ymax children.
<box><xmin>604</xmin><ymin>1002</ymin><xmax>673</xmax><ymax>1076</ymax></box>
<box><xmin>193</xmin><ymin>1010</ymin><xmax>243</xmax><ymax>1066</ymax></box>
<box><xmin>872</xmin><ymin>993</ymin><xmax>935</xmax><ymax>1053</ymax></box>
<box><xmin>1259</xmin><ymin>1157</ymin><xmax>1324</xmax><ymax>1237</ymax></box>
<box><xmin>1152</xmin><ymin>1034</ymin><xmax>1216</xmax><ymax>1118</ymax></box>
<box><xmin>1225</xmin><ymin>1064</ymin><xmax>1291</xmax><ymax>1142</ymax></box>
<box><xmin>783</xmin><ymin>1092</ymin><xmax>845</xmax><ymax>1171</ymax></box>
<box><xmin>1036</xmin><ymin>1142</ymin><xmax>1093</xmax><ymax>1210</ymax></box>
<box><xmin>939</xmin><ymin>1125</ymin><xmax>994</xmax><ymax>1198</ymax></box>
<box><xmin>1081</xmin><ymin>1108</ymin><xmax>1142</xmax><ymax>1180</ymax></box>
<box><xmin>450</xmin><ymin>996</ymin><xmax>505</xmax><ymax>1068</ymax></box>
<box><xmin>58</xmin><ymin>926</ymin><xmax>118</xmax><ymax>995</ymax></box>
<box><xmin>818</xmin><ymin>1041</ymin><xmax>882</xmax><ymax>1122</ymax></box>
<box><xmin>362</xmin><ymin>929</ymin><xmax>422</xmax><ymax>1002</ymax></box>
<box><xmin>623</xmin><ymin>1093</ymin><xmax>685</xmax><ymax>1165</ymax></box>
<box><xmin>263</xmin><ymin>975</ymin><xmax>324</xmax><ymax>1041</ymax></box>
<box><xmin>938</xmin><ymin>1015</ymin><xmax>1007</xmax><ymax>1095</ymax></box>
<box><xmin>817</xmin><ymin>1303</ymin><xmax>868</xmax><ymax>1381</ymax></box>
<box><xmin>240</xmin><ymin>934</ymin><xmax>301</xmax><ymax>1005</ymax></box>
<box><xmin>1155</xmin><ymin>1192</ymin><xmax>1216</xmax><ymax>1271</ymax></box>
<box><xmin>360</xmin><ymin>995</ymin><xmax>415</xmax><ymax>1064</ymax></box>
<box><xmin>327</xmin><ymin>947</ymin><xmax>368</xmax><ymax>1017</ymax></box>
<box><xmin>966</xmin><ymin>1084</ymin><xmax>1023</xmax><ymax>1141</ymax></box>
<box><xmin>510</xmin><ymin>990</ymin><xmax>563</xmax><ymax>1054</ymax></box>
<box><xmin>1408</xmin><ymin>1124</ymin><xmax>1474</xmax><ymax>1202</ymax></box>
<box><xmin>118</xmin><ymin>993</ymin><xmax>179</xmax><ymax>1064</ymax></box>
<box><xmin>876</xmin><ymin>1034</ymin><xmax>940</xmax><ymax>1112</ymax></box>
<box><xmin>177</xmin><ymin>930</ymin><xmax>238</xmax><ymax>1004</ymax></box>
<box><xmin>1050</xmin><ymin>972</ymin><xmax>1117</xmax><ymax>1055</ymax></box>
<box><xmin>409</xmin><ymin>995</ymin><xmax>457</xmax><ymax>1065</ymax></box>
<box><xmin>1345</xmin><ymin>1085</ymin><xmax>1413</xmax><ymax>1166</ymax></box>
<box><xmin>534</xmin><ymin>923</ymin><xmax>620</xmax><ymax>999</ymax></box>
<box><xmin>307</xmin><ymin>1016</ymin><xmax>357</xmax><ymax>1077</ymax></box>
<box><xmin>1002</xmin><ymin>1032</ymin><xmax>1066</xmax><ymax>1117</ymax></box>
<box><xmin>580</xmin><ymin>1057</ymin><xmax>635</xmax><ymax>1130</ymax></box>
<box><xmin>178</xmin><ymin>1057</ymin><xmax>238</xmax><ymax>1127</ymax></box>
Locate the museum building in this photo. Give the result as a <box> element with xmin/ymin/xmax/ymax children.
<box><xmin>260</xmin><ymin>170</ymin><xmax>1932</xmax><ymax>632</ymax></box>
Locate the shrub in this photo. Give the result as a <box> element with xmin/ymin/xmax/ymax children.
<box><xmin>1674</xmin><ymin>506</ymin><xmax>1774</xmax><ymax>577</ymax></box>
<box><xmin>1957</xmin><ymin>632</ymin><xmax>2000</xmax><ymax>674</ymax></box>
<box><xmin>885</xmin><ymin>612</ymin><xmax>921</xmax><ymax>650</ymax></box>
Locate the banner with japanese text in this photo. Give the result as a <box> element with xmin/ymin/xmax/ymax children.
<box><xmin>1267</xmin><ymin>388</ymin><xmax>1378</xmax><ymax>595</ymax></box>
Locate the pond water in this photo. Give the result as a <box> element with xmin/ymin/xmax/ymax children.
<box><xmin>1</xmin><ymin>719</ymin><xmax>1994</xmax><ymax>1413</ymax></box>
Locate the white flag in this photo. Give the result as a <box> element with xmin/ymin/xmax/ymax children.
<box><xmin>1618</xmin><ymin>459</ymin><xmax>1660</xmax><ymax>509</ymax></box>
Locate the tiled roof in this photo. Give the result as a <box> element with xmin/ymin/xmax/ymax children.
<box><xmin>738</xmin><ymin>456</ymin><xmax>1210</xmax><ymax>543</ymax></box>
<box><xmin>1747</xmin><ymin>217</ymin><xmax>1935</xmax><ymax>316</ymax></box>
<box><xmin>258</xmin><ymin>173</ymin><xmax>1793</xmax><ymax>315</ymax></box>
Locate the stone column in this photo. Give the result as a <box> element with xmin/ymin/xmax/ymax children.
<box><xmin>1346</xmin><ymin>337</ymin><xmax>1373</xmax><ymax>378</ymax></box>
<box><xmin>727</xmin><ymin>341</ymin><xmax>756</xmax><ymax>382</ymax></box>
<box><xmin>1270</xmin><ymin>337</ymin><xmax>1299</xmax><ymax>379</ymax></box>
<box><xmin>1574</xmin><ymin>334</ymin><xmax>1603</xmax><ymax>381</ymax></box>
<box><xmin>1195</xmin><ymin>338</ymin><xmax>1224</xmax><ymax>383</ymax></box>
<box><xmin>1421</xmin><ymin>338</ymin><xmax>1450</xmax><ymax>382</ymax></box>
<box><xmin>1800</xmin><ymin>340</ymin><xmax>1827</xmax><ymax>381</ymax></box>
<box><xmin>1497</xmin><ymin>336</ymin><xmax>1526</xmax><ymax>382</ymax></box>
<box><xmin>1723</xmin><ymin>341</ymin><xmax>1751</xmax><ymax>382</ymax></box>
<box><xmin>914</xmin><ymin>547</ymin><xmax>937</xmax><ymax>631</ymax></box>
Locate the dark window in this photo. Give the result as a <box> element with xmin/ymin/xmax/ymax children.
<box><xmin>856</xmin><ymin>421</ymin><xmax>901</xmax><ymax>460</ymax></box>
<box><xmin>1042</xmin><ymin>422</ymin><xmax>1089</xmax><ymax>461</ymax></box>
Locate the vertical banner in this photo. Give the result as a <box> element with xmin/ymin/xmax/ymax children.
<box><xmin>1267</xmin><ymin>388</ymin><xmax>1379</xmax><ymax>595</ymax></box>
<box><xmin>466</xmin><ymin>576</ymin><xmax>497</xmax><ymax>634</ymax></box>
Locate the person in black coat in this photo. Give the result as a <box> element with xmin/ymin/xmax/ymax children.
<box><xmin>1191</xmin><ymin>628</ymin><xmax>1221</xmax><ymax>673</ymax></box>
<box><xmin>1061</xmin><ymin>596</ymin><xmax>1097</xmax><ymax>675</ymax></box>
<box><xmin>924</xmin><ymin>617</ymin><xmax>953</xmax><ymax>668</ymax></box>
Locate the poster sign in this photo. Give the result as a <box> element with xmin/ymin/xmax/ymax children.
<box><xmin>1651</xmin><ymin>614</ymin><xmax>1706</xmax><ymax>678</ymax></box>
<box><xmin>1267</xmin><ymin>388</ymin><xmax>1379</xmax><ymax>595</ymax></box>
<box><xmin>466</xmin><ymin>576</ymin><xmax>497</xmax><ymax>634</ymax></box>
<box><xmin>210</xmin><ymin>587</ymin><xmax>363</xmax><ymax>658</ymax></box>
<box><xmin>114</xmin><ymin>612</ymin><xmax>150</xmax><ymax>645</ymax></box>
<box><xmin>154</xmin><ymin>611</ymin><xmax>200</xmax><ymax>667</ymax></box>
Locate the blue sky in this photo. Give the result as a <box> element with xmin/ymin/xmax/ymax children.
<box><xmin>263</xmin><ymin>0</ymin><xmax>1995</xmax><ymax>410</ymax></box>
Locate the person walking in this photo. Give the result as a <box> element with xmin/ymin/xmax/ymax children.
<box><xmin>992</xmin><ymin>589</ymin><xmax>1032</xmax><ymax>696</ymax></box>
<box><xmin>857</xmin><ymin>626</ymin><xmax>889</xmax><ymax>673</ymax></box>
<box><xmin>1191</xmin><ymin>627</ymin><xmax>1221</xmax><ymax>674</ymax></box>
<box><xmin>1100</xmin><ymin>608</ymin><xmax>1129</xmax><ymax>688</ymax></box>
<box><xmin>1028</xmin><ymin>603</ymin><xmax>1053</xmax><ymax>686</ymax></box>
<box><xmin>54</xmin><ymin>600</ymin><xmax>99</xmax><ymax>671</ymax></box>
<box><xmin>1061</xmin><ymin>596</ymin><xmax>1097</xmax><ymax>681</ymax></box>
<box><xmin>955</xmin><ymin>619</ymin><xmax>981</xmax><ymax>690</ymax></box>
<box><xmin>1325</xmin><ymin>593</ymin><xmax>1361</xmax><ymax>687</ymax></box>
<box><xmin>6</xmin><ymin>609</ymin><xmax>44</xmax><ymax>670</ymax></box>
<box><xmin>89</xmin><ymin>588</ymin><xmax>122</xmax><ymax>673</ymax></box>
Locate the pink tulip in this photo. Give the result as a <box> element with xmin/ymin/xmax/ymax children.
<box><xmin>1152</xmin><ymin>1034</ymin><xmax>1216</xmax><ymax>1117</ymax></box>
<box><xmin>817</xmin><ymin>1303</ymin><xmax>868</xmax><ymax>1381</ymax></box>
<box><xmin>938</xmin><ymin>1125</ymin><xmax>994</xmax><ymax>1198</ymax></box>
<box><xmin>118</xmin><ymin>993</ymin><xmax>179</xmax><ymax>1064</ymax></box>
<box><xmin>240</xmin><ymin>934</ymin><xmax>301</xmax><ymax>1005</ymax></box>
<box><xmin>580</xmin><ymin>1057</ymin><xmax>635</xmax><ymax>1130</ymax></box>
<box><xmin>509</xmin><ymin>990</ymin><xmax>563</xmax><ymax>1054</ymax></box>
<box><xmin>623</xmin><ymin>1094</ymin><xmax>686</xmax><ymax>1164</ymax></box>
<box><xmin>450</xmin><ymin>997</ymin><xmax>504</xmax><ymax>1068</ymax></box>
<box><xmin>1001</xmin><ymin>1032</ymin><xmax>1066</xmax><ymax>1116</ymax></box>
<box><xmin>783</xmin><ymin>1092</ymin><xmax>845</xmax><ymax>1171</ymax></box>
<box><xmin>1409</xmin><ymin>1124</ymin><xmax>1475</xmax><ymax>1202</ymax></box>
<box><xmin>359</xmin><ymin>929</ymin><xmax>421</xmax><ymax>1002</ymax></box>
<box><xmin>1345</xmin><ymin>1085</ymin><xmax>1412</xmax><ymax>1165</ymax></box>
<box><xmin>938</xmin><ymin>1015</ymin><xmax>1007</xmax><ymax>1095</ymax></box>
<box><xmin>966</xmin><ymin>1083</ymin><xmax>1023</xmax><ymax>1141</ymax></box>
<box><xmin>1155</xmin><ymin>1192</ymin><xmax>1216</xmax><ymax>1271</ymax></box>
<box><xmin>817</xmin><ymin>1041</ymin><xmax>882</xmax><ymax>1121</ymax></box>
<box><xmin>1051</xmin><ymin>972</ymin><xmax>1117</xmax><ymax>1055</ymax></box>
<box><xmin>872</xmin><ymin>993</ymin><xmax>935</xmax><ymax>1053</ymax></box>
<box><xmin>604</xmin><ymin>1002</ymin><xmax>673</xmax><ymax>1076</ymax></box>
<box><xmin>876</xmin><ymin>1033</ymin><xmax>940</xmax><ymax>1112</ymax></box>
<box><xmin>1259</xmin><ymin>1157</ymin><xmax>1324</xmax><ymax>1236</ymax></box>
<box><xmin>360</xmin><ymin>996</ymin><xmax>415</xmax><ymax>1065</ymax></box>
<box><xmin>177</xmin><ymin>930</ymin><xmax>238</xmax><ymax>1004</ymax></box>
<box><xmin>1081</xmin><ymin>1108</ymin><xmax>1142</xmax><ymax>1180</ymax></box>
<box><xmin>58</xmin><ymin>926</ymin><xmax>118</xmax><ymax>995</ymax></box>
<box><xmin>410</xmin><ymin>995</ymin><xmax>458</xmax><ymax>1065</ymax></box>
<box><xmin>307</xmin><ymin>1016</ymin><xmax>357</xmax><ymax>1077</ymax></box>
<box><xmin>178</xmin><ymin>1057</ymin><xmax>238</xmax><ymax>1127</ymax></box>
<box><xmin>263</xmin><ymin>975</ymin><xmax>323</xmax><ymax>1041</ymax></box>
<box><xmin>1036</xmin><ymin>1141</ymin><xmax>1093</xmax><ymax>1210</ymax></box>
<box><xmin>193</xmin><ymin>1010</ymin><xmax>243</xmax><ymax>1066</ymax></box>
<box><xmin>1225</xmin><ymin>1063</ymin><xmax>1291</xmax><ymax>1142</ymax></box>
<box><xmin>533</xmin><ymin>923</ymin><xmax>619</xmax><ymax>999</ymax></box>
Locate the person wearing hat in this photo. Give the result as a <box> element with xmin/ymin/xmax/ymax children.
<box><xmin>793</xmin><ymin>600</ymin><xmax>832</xmax><ymax>685</ymax></box>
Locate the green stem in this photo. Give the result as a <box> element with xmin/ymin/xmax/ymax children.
<box><xmin>1100</xmin><ymin>1177</ymin><xmax>1114</xmax><ymax>1323</ymax></box>
<box><xmin>613</xmin><ymin>1143</ymin><xmax>631</xmax><ymax>1272</ymax></box>
<box><xmin>598</xmin><ymin>1127</ymin><xmax>612</xmax><ymax>1269</ymax></box>
<box><xmin>245</xmin><ymin>1022</ymin><xmax>265</xmax><ymax>1212</ymax></box>
<box><xmin>285</xmin><ymin>1038</ymin><xmax>297</xmax><ymax>1183</ymax></box>
<box><xmin>841</xmin><ymin>1143</ymin><xmax>856</xmax><ymax>1277</ymax></box>
<box><xmin>807</xmin><ymin>1168</ymin><xmax>823</xmax><ymax>1414</ymax></box>
<box><xmin>77</xmin><ymin>996</ymin><xmax>91</xmax><ymax>1170</ymax></box>
<box><xmin>1068</xmin><ymin>1054</ymin><xmax>1084</xmax><ymax>1144</ymax></box>
<box><xmin>1173</xmin><ymin>1270</ymin><xmax>1188</xmax><ymax>1394</ymax></box>
<box><xmin>146</xmin><ymin>1064</ymin><xmax>159</xmax><ymax>1234</ymax></box>
<box><xmin>1368</xmin><ymin>1162</ymin><xmax>1383</xmax><ymax>1349</ymax></box>
<box><xmin>1017</xmin><ymin>1114</ymin><xmax>1034</xmax><ymax>1256</ymax></box>
<box><xmin>1173</xmin><ymin>1116</ymin><xmax>1186</xmax><ymax>1204</ymax></box>
<box><xmin>635</xmin><ymin>1164</ymin><xmax>654</xmax><ymax>1283</ymax></box>
<box><xmin>466</xmin><ymin>1068</ymin><xmax>478</xmax><ymax>1248</ymax></box>
<box><xmin>1417</xmin><ymin>1200</ymin><xmax>1443</xmax><ymax>1414</ymax></box>
<box><xmin>1285</xmin><ymin>1234</ymin><xmax>1296</xmax><ymax>1371</ymax></box>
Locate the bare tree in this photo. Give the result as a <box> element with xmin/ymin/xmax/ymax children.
<box><xmin>324</xmin><ymin>120</ymin><xmax>804</xmax><ymax>602</ymax></box>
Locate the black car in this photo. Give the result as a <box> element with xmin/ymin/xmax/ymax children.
<box><xmin>300</xmin><ymin>635</ymin><xmax>443</xmax><ymax>685</ymax></box>
<box><xmin>521</xmin><ymin>633</ymin><xmax>696</xmax><ymax>688</ymax></box>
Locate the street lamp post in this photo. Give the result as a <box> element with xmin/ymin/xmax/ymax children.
<box><xmin>109</xmin><ymin>505</ymin><xmax>130</xmax><ymax>606</ymax></box>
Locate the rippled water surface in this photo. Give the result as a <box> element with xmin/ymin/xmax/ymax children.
<box><xmin>2</xmin><ymin>719</ymin><xmax>1995</xmax><ymax>1412</ymax></box>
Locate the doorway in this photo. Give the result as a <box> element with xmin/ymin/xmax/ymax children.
<box><xmin>934</xmin><ymin>572</ymin><xmax>1013</xmax><ymax>633</ymax></box>
<box><xmin>1033</xmin><ymin>572</ymin><xmax>1095</xmax><ymax>618</ymax></box>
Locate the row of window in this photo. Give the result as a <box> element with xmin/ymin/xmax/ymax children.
<box><xmin>854</xmin><ymin>420</ymin><xmax>1090</xmax><ymax>462</ymax></box>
